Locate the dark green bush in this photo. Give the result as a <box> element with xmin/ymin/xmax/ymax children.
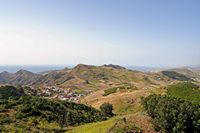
<box><xmin>103</xmin><ymin>88</ymin><xmax>117</xmax><ymax>96</ymax></box>
<box><xmin>100</xmin><ymin>103</ymin><xmax>114</xmax><ymax>116</ymax></box>
<box><xmin>142</xmin><ymin>94</ymin><xmax>200</xmax><ymax>133</ymax></box>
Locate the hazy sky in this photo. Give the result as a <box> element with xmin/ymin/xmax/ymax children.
<box><xmin>0</xmin><ymin>0</ymin><xmax>200</xmax><ymax>67</ymax></box>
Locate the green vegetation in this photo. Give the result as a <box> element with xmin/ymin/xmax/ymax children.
<box><xmin>109</xmin><ymin>119</ymin><xmax>142</xmax><ymax>133</ymax></box>
<box><xmin>0</xmin><ymin>86</ymin><xmax>25</xmax><ymax>99</ymax></box>
<box><xmin>103</xmin><ymin>88</ymin><xmax>117</xmax><ymax>96</ymax></box>
<box><xmin>142</xmin><ymin>82</ymin><xmax>200</xmax><ymax>132</ymax></box>
<box><xmin>67</xmin><ymin>118</ymin><xmax>115</xmax><ymax>133</ymax></box>
<box><xmin>100</xmin><ymin>103</ymin><xmax>114</xmax><ymax>117</ymax></box>
<box><xmin>103</xmin><ymin>84</ymin><xmax>137</xmax><ymax>96</ymax></box>
<box><xmin>0</xmin><ymin>86</ymin><xmax>109</xmax><ymax>132</ymax></box>
<box><xmin>142</xmin><ymin>94</ymin><xmax>200</xmax><ymax>132</ymax></box>
<box><xmin>167</xmin><ymin>82</ymin><xmax>200</xmax><ymax>103</ymax></box>
<box><xmin>162</xmin><ymin>71</ymin><xmax>192</xmax><ymax>81</ymax></box>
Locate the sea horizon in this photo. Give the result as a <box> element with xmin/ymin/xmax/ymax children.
<box><xmin>0</xmin><ymin>65</ymin><xmax>172</xmax><ymax>73</ymax></box>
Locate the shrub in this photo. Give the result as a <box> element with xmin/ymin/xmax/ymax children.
<box><xmin>142</xmin><ymin>94</ymin><xmax>200</xmax><ymax>132</ymax></box>
<box><xmin>100</xmin><ymin>103</ymin><xmax>114</xmax><ymax>116</ymax></box>
<box><xmin>103</xmin><ymin>88</ymin><xmax>117</xmax><ymax>96</ymax></box>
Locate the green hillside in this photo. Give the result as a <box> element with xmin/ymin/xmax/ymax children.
<box><xmin>167</xmin><ymin>82</ymin><xmax>200</xmax><ymax>103</ymax></box>
<box><xmin>0</xmin><ymin>86</ymin><xmax>108</xmax><ymax>132</ymax></box>
<box><xmin>0</xmin><ymin>86</ymin><xmax>25</xmax><ymax>99</ymax></box>
<box><xmin>142</xmin><ymin>94</ymin><xmax>200</xmax><ymax>133</ymax></box>
<box><xmin>162</xmin><ymin>71</ymin><xmax>192</xmax><ymax>81</ymax></box>
<box><xmin>142</xmin><ymin>82</ymin><xmax>200</xmax><ymax>132</ymax></box>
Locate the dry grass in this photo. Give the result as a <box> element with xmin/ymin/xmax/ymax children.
<box><xmin>80</xmin><ymin>87</ymin><xmax>165</xmax><ymax>132</ymax></box>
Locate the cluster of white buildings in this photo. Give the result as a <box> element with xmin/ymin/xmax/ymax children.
<box><xmin>37</xmin><ymin>86</ymin><xmax>85</xmax><ymax>102</ymax></box>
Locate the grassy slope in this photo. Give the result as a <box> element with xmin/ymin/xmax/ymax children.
<box><xmin>65</xmin><ymin>66</ymin><xmax>171</xmax><ymax>132</ymax></box>
<box><xmin>59</xmin><ymin>64</ymin><xmax>171</xmax><ymax>93</ymax></box>
<box><xmin>69</xmin><ymin>88</ymin><xmax>162</xmax><ymax>133</ymax></box>
<box><xmin>167</xmin><ymin>82</ymin><xmax>200</xmax><ymax>103</ymax></box>
<box><xmin>67</xmin><ymin>118</ymin><xmax>115</xmax><ymax>133</ymax></box>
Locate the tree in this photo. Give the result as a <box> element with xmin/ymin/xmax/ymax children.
<box><xmin>100</xmin><ymin>103</ymin><xmax>114</xmax><ymax>116</ymax></box>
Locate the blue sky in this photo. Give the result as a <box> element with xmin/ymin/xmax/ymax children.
<box><xmin>0</xmin><ymin>0</ymin><xmax>199</xmax><ymax>67</ymax></box>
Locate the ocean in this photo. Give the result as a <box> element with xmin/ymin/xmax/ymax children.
<box><xmin>0</xmin><ymin>65</ymin><xmax>165</xmax><ymax>73</ymax></box>
<box><xmin>0</xmin><ymin>66</ymin><xmax>69</xmax><ymax>73</ymax></box>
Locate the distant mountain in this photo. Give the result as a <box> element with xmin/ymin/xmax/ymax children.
<box><xmin>0</xmin><ymin>71</ymin><xmax>12</xmax><ymax>84</ymax></box>
<box><xmin>102</xmin><ymin>64</ymin><xmax>126</xmax><ymax>70</ymax></box>
<box><xmin>189</xmin><ymin>66</ymin><xmax>200</xmax><ymax>74</ymax></box>
<box><xmin>0</xmin><ymin>69</ymin><xmax>43</xmax><ymax>85</ymax></box>
<box><xmin>162</xmin><ymin>67</ymin><xmax>200</xmax><ymax>82</ymax></box>
<box><xmin>161</xmin><ymin>71</ymin><xmax>192</xmax><ymax>81</ymax></box>
<box><xmin>1</xmin><ymin>64</ymin><xmax>199</xmax><ymax>93</ymax></box>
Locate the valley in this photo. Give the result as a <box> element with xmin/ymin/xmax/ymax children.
<box><xmin>0</xmin><ymin>64</ymin><xmax>199</xmax><ymax>133</ymax></box>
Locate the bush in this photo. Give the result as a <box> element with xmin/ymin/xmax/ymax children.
<box><xmin>103</xmin><ymin>88</ymin><xmax>117</xmax><ymax>96</ymax></box>
<box><xmin>14</xmin><ymin>96</ymin><xmax>107</xmax><ymax>127</ymax></box>
<box><xmin>100</xmin><ymin>103</ymin><xmax>114</xmax><ymax>116</ymax></box>
<box><xmin>142</xmin><ymin>94</ymin><xmax>200</xmax><ymax>132</ymax></box>
<box><xmin>0</xmin><ymin>116</ymin><xmax>11</xmax><ymax>124</ymax></box>
<box><xmin>0</xmin><ymin>86</ymin><xmax>25</xmax><ymax>99</ymax></box>
<box><xmin>109</xmin><ymin>119</ymin><xmax>142</xmax><ymax>133</ymax></box>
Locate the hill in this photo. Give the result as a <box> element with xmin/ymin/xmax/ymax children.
<box><xmin>0</xmin><ymin>86</ymin><xmax>108</xmax><ymax>132</ymax></box>
<box><xmin>0</xmin><ymin>64</ymin><xmax>175</xmax><ymax>93</ymax></box>
<box><xmin>102</xmin><ymin>64</ymin><xmax>126</xmax><ymax>70</ymax></box>
<box><xmin>170</xmin><ymin>68</ymin><xmax>200</xmax><ymax>81</ymax></box>
<box><xmin>0</xmin><ymin>69</ymin><xmax>43</xmax><ymax>85</ymax></box>
<box><xmin>189</xmin><ymin>66</ymin><xmax>200</xmax><ymax>74</ymax></box>
<box><xmin>0</xmin><ymin>65</ymin><xmax>200</xmax><ymax>132</ymax></box>
<box><xmin>161</xmin><ymin>70</ymin><xmax>192</xmax><ymax>81</ymax></box>
<box><xmin>167</xmin><ymin>82</ymin><xmax>200</xmax><ymax>103</ymax></box>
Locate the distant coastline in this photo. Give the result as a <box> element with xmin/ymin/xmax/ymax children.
<box><xmin>0</xmin><ymin>66</ymin><xmax>68</xmax><ymax>73</ymax></box>
<box><xmin>0</xmin><ymin>65</ymin><xmax>198</xmax><ymax>73</ymax></box>
<box><xmin>0</xmin><ymin>65</ymin><xmax>167</xmax><ymax>73</ymax></box>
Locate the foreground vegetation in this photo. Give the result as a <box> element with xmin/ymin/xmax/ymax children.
<box><xmin>0</xmin><ymin>86</ymin><xmax>110</xmax><ymax>132</ymax></box>
<box><xmin>108</xmin><ymin>119</ymin><xmax>143</xmax><ymax>133</ymax></box>
<box><xmin>67</xmin><ymin>118</ymin><xmax>115</xmax><ymax>133</ymax></box>
<box><xmin>167</xmin><ymin>82</ymin><xmax>200</xmax><ymax>103</ymax></box>
<box><xmin>142</xmin><ymin>82</ymin><xmax>200</xmax><ymax>132</ymax></box>
<box><xmin>1</xmin><ymin>79</ymin><xmax>200</xmax><ymax>132</ymax></box>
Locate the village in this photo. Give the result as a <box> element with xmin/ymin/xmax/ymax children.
<box><xmin>35</xmin><ymin>86</ymin><xmax>85</xmax><ymax>102</ymax></box>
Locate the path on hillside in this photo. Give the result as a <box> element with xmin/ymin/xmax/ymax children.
<box><xmin>81</xmin><ymin>89</ymin><xmax>156</xmax><ymax>132</ymax></box>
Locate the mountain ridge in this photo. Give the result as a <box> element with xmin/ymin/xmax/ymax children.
<box><xmin>0</xmin><ymin>64</ymin><xmax>198</xmax><ymax>93</ymax></box>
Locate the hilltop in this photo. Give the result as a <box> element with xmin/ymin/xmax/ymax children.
<box><xmin>0</xmin><ymin>69</ymin><xmax>43</xmax><ymax>85</ymax></box>
<box><xmin>1</xmin><ymin>64</ymin><xmax>198</xmax><ymax>94</ymax></box>
<box><xmin>0</xmin><ymin>65</ymin><xmax>200</xmax><ymax>132</ymax></box>
<box><xmin>162</xmin><ymin>67</ymin><xmax>200</xmax><ymax>82</ymax></box>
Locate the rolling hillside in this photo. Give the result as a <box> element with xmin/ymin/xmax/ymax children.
<box><xmin>163</xmin><ymin>68</ymin><xmax>200</xmax><ymax>82</ymax></box>
<box><xmin>0</xmin><ymin>64</ymin><xmax>176</xmax><ymax>93</ymax></box>
<box><xmin>0</xmin><ymin>70</ymin><xmax>43</xmax><ymax>85</ymax></box>
<box><xmin>0</xmin><ymin>65</ymin><xmax>199</xmax><ymax>132</ymax></box>
<box><xmin>0</xmin><ymin>86</ymin><xmax>108</xmax><ymax>132</ymax></box>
